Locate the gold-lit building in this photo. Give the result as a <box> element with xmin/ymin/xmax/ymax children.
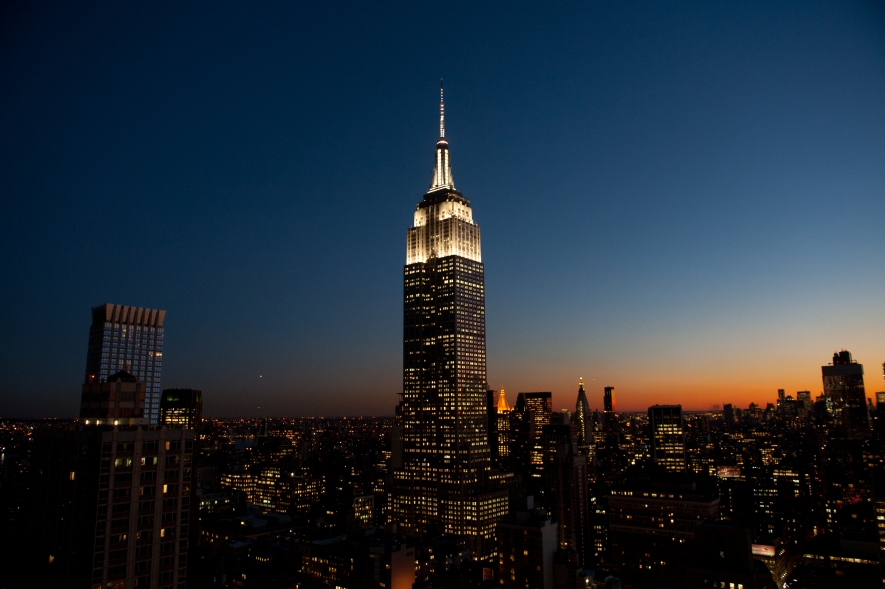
<box><xmin>391</xmin><ymin>85</ymin><xmax>508</xmax><ymax>560</ymax></box>
<box><xmin>496</xmin><ymin>388</ymin><xmax>512</xmax><ymax>464</ymax></box>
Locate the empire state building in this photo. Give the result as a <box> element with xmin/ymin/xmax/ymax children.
<box><xmin>391</xmin><ymin>86</ymin><xmax>509</xmax><ymax>559</ymax></box>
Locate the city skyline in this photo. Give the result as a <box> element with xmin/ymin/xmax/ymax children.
<box><xmin>2</xmin><ymin>2</ymin><xmax>884</xmax><ymax>417</ymax></box>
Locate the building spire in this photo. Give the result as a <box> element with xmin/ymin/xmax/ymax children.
<box><xmin>429</xmin><ymin>80</ymin><xmax>454</xmax><ymax>190</ymax></box>
<box><xmin>439</xmin><ymin>79</ymin><xmax>445</xmax><ymax>138</ymax></box>
<box><xmin>497</xmin><ymin>387</ymin><xmax>511</xmax><ymax>413</ymax></box>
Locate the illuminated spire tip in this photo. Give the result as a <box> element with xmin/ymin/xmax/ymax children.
<box><xmin>439</xmin><ymin>78</ymin><xmax>445</xmax><ymax>138</ymax></box>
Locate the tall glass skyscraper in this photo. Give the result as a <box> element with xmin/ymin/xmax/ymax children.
<box><xmin>85</xmin><ymin>303</ymin><xmax>166</xmax><ymax>423</ymax></box>
<box><xmin>391</xmin><ymin>86</ymin><xmax>508</xmax><ymax>560</ymax></box>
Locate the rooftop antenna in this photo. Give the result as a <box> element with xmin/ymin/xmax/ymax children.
<box><xmin>439</xmin><ymin>78</ymin><xmax>445</xmax><ymax>138</ymax></box>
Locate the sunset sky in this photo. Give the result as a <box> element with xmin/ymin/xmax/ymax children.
<box><xmin>2</xmin><ymin>2</ymin><xmax>883</xmax><ymax>417</ymax></box>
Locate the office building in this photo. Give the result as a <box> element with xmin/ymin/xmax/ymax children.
<box><xmin>603</xmin><ymin>387</ymin><xmax>617</xmax><ymax>439</ymax></box>
<box><xmin>85</xmin><ymin>303</ymin><xmax>166</xmax><ymax>423</ymax></box>
<box><xmin>160</xmin><ymin>389</ymin><xmax>203</xmax><ymax>435</ymax></box>
<box><xmin>391</xmin><ymin>85</ymin><xmax>508</xmax><ymax>559</ymax></box>
<box><xmin>603</xmin><ymin>387</ymin><xmax>615</xmax><ymax>414</ymax></box>
<box><xmin>648</xmin><ymin>405</ymin><xmax>686</xmax><ymax>472</ymax></box>
<box><xmin>822</xmin><ymin>350</ymin><xmax>870</xmax><ymax>440</ymax></box>
<box><xmin>510</xmin><ymin>392</ymin><xmax>553</xmax><ymax>488</ymax></box>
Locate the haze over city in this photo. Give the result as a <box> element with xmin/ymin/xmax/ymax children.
<box><xmin>1</xmin><ymin>2</ymin><xmax>884</xmax><ymax>417</ymax></box>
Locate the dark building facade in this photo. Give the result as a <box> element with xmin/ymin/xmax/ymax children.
<box><xmin>608</xmin><ymin>472</ymin><xmax>720</xmax><ymax>584</ymax></box>
<box><xmin>822</xmin><ymin>350</ymin><xmax>869</xmax><ymax>440</ymax></box>
<box><xmin>541</xmin><ymin>425</ymin><xmax>591</xmax><ymax>567</ymax></box>
<box><xmin>391</xmin><ymin>86</ymin><xmax>508</xmax><ymax>559</ymax></box>
<box><xmin>685</xmin><ymin>522</ymin><xmax>777</xmax><ymax>589</ymax></box>
<box><xmin>30</xmin><ymin>370</ymin><xmax>194</xmax><ymax>588</ymax></box>
<box><xmin>603</xmin><ymin>386</ymin><xmax>618</xmax><ymax>442</ymax></box>
<box><xmin>85</xmin><ymin>303</ymin><xmax>166</xmax><ymax>424</ymax></box>
<box><xmin>510</xmin><ymin>392</ymin><xmax>553</xmax><ymax>493</ymax></box>
<box><xmin>497</xmin><ymin>497</ymin><xmax>558</xmax><ymax>589</ymax></box>
<box><xmin>80</xmin><ymin>370</ymin><xmax>147</xmax><ymax>426</ymax></box>
<box><xmin>31</xmin><ymin>426</ymin><xmax>194</xmax><ymax>589</ymax></box>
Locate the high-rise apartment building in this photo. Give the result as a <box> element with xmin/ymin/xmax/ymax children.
<box><xmin>822</xmin><ymin>350</ymin><xmax>869</xmax><ymax>440</ymax></box>
<box><xmin>649</xmin><ymin>405</ymin><xmax>686</xmax><ymax>472</ymax></box>
<box><xmin>30</xmin><ymin>371</ymin><xmax>193</xmax><ymax>589</ymax></box>
<box><xmin>391</xmin><ymin>86</ymin><xmax>508</xmax><ymax>559</ymax></box>
<box><xmin>86</xmin><ymin>304</ymin><xmax>166</xmax><ymax>423</ymax></box>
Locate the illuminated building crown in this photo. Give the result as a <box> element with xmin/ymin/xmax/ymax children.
<box><xmin>497</xmin><ymin>387</ymin><xmax>511</xmax><ymax>413</ymax></box>
<box><xmin>406</xmin><ymin>82</ymin><xmax>481</xmax><ymax>264</ymax></box>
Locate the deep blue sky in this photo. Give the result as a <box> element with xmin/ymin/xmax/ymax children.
<box><xmin>2</xmin><ymin>1</ymin><xmax>883</xmax><ymax>417</ymax></box>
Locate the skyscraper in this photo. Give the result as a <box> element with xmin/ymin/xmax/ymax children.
<box><xmin>822</xmin><ymin>350</ymin><xmax>869</xmax><ymax>440</ymax></box>
<box><xmin>391</xmin><ymin>85</ymin><xmax>508</xmax><ymax>559</ymax></box>
<box><xmin>602</xmin><ymin>386</ymin><xmax>618</xmax><ymax>442</ymax></box>
<box><xmin>574</xmin><ymin>377</ymin><xmax>591</xmax><ymax>446</ymax></box>
<box><xmin>510</xmin><ymin>392</ymin><xmax>553</xmax><ymax>490</ymax></box>
<box><xmin>496</xmin><ymin>389</ymin><xmax>512</xmax><ymax>469</ymax></box>
<box><xmin>648</xmin><ymin>404</ymin><xmax>686</xmax><ymax>472</ymax></box>
<box><xmin>85</xmin><ymin>303</ymin><xmax>166</xmax><ymax>423</ymax></box>
<box><xmin>604</xmin><ymin>386</ymin><xmax>615</xmax><ymax>414</ymax></box>
<box><xmin>30</xmin><ymin>371</ymin><xmax>194</xmax><ymax>588</ymax></box>
<box><xmin>541</xmin><ymin>424</ymin><xmax>590</xmax><ymax>566</ymax></box>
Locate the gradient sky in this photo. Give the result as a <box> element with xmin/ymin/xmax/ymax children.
<box><xmin>2</xmin><ymin>2</ymin><xmax>884</xmax><ymax>417</ymax></box>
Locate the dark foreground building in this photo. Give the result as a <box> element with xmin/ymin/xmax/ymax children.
<box><xmin>29</xmin><ymin>371</ymin><xmax>194</xmax><ymax>588</ymax></box>
<box><xmin>608</xmin><ymin>470</ymin><xmax>720</xmax><ymax>584</ymax></box>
